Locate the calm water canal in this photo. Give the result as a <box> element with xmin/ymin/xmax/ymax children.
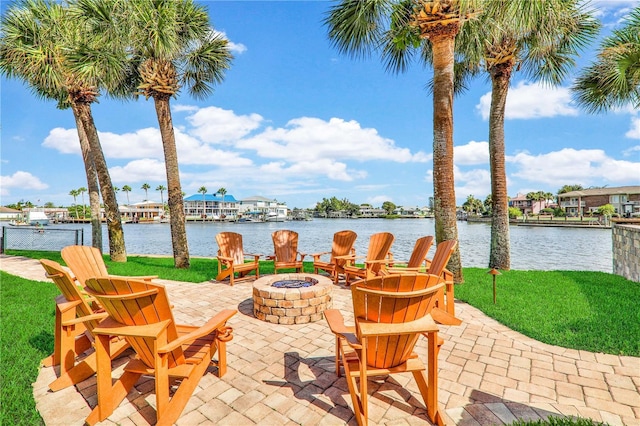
<box><xmin>71</xmin><ymin>218</ymin><xmax>611</xmax><ymax>272</ymax></box>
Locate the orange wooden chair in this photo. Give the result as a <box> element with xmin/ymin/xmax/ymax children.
<box><xmin>385</xmin><ymin>235</ymin><xmax>434</xmax><ymax>273</ymax></box>
<box><xmin>39</xmin><ymin>259</ymin><xmax>130</xmax><ymax>391</ymax></box>
<box><xmin>339</xmin><ymin>232</ymin><xmax>394</xmax><ymax>284</ymax></box>
<box><xmin>61</xmin><ymin>245</ymin><xmax>157</xmax><ymax>288</ymax></box>
<box><xmin>312</xmin><ymin>230</ymin><xmax>357</xmax><ymax>284</ymax></box>
<box><xmin>84</xmin><ymin>276</ymin><xmax>236</xmax><ymax>426</ymax></box>
<box><xmin>270</xmin><ymin>230</ymin><xmax>306</xmax><ymax>273</ymax></box>
<box><xmin>324</xmin><ymin>273</ymin><xmax>447</xmax><ymax>426</ymax></box>
<box><xmin>215</xmin><ymin>232</ymin><xmax>261</xmax><ymax>285</ymax></box>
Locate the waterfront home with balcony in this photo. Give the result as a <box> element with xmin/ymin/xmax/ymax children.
<box><xmin>184</xmin><ymin>194</ymin><xmax>239</xmax><ymax>221</ymax></box>
<box><xmin>558</xmin><ymin>186</ymin><xmax>640</xmax><ymax>217</ymax></box>
<box><xmin>509</xmin><ymin>193</ymin><xmax>540</xmax><ymax>215</ymax></box>
<box><xmin>237</xmin><ymin>196</ymin><xmax>287</xmax><ymax>221</ymax></box>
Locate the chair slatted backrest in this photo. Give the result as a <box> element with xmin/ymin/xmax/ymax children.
<box><xmin>272</xmin><ymin>230</ymin><xmax>299</xmax><ymax>263</ymax></box>
<box><xmin>427</xmin><ymin>240</ymin><xmax>458</xmax><ymax>276</ymax></box>
<box><xmin>61</xmin><ymin>245</ymin><xmax>109</xmax><ymax>287</ymax></box>
<box><xmin>216</xmin><ymin>232</ymin><xmax>245</xmax><ymax>265</ymax></box>
<box><xmin>366</xmin><ymin>232</ymin><xmax>395</xmax><ymax>275</ymax></box>
<box><xmin>331</xmin><ymin>230</ymin><xmax>357</xmax><ymax>265</ymax></box>
<box><xmin>405</xmin><ymin>236</ymin><xmax>434</xmax><ymax>269</ymax></box>
<box><xmin>40</xmin><ymin>259</ymin><xmax>96</xmax><ymax>326</ymax></box>
<box><xmin>352</xmin><ymin>274</ymin><xmax>443</xmax><ymax>369</ymax></box>
<box><xmin>85</xmin><ymin>277</ymin><xmax>184</xmax><ymax>369</ymax></box>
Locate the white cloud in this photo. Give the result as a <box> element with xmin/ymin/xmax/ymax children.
<box><xmin>239</xmin><ymin>116</ymin><xmax>428</xmax><ymax>164</ymax></box>
<box><xmin>623</xmin><ymin>145</ymin><xmax>640</xmax><ymax>157</ymax></box>
<box><xmin>454</xmin><ymin>166</ymin><xmax>491</xmax><ymax>199</ymax></box>
<box><xmin>173</xmin><ymin>104</ymin><xmax>199</xmax><ymax>112</ymax></box>
<box><xmin>454</xmin><ymin>141</ymin><xmax>489</xmax><ymax>165</ymax></box>
<box><xmin>186</xmin><ymin>106</ymin><xmax>263</xmax><ymax>143</ymax></box>
<box><xmin>509</xmin><ymin>148</ymin><xmax>640</xmax><ymax>185</ymax></box>
<box><xmin>108</xmin><ymin>159</ymin><xmax>168</xmax><ymax>184</ymax></box>
<box><xmin>0</xmin><ymin>171</ymin><xmax>48</xmax><ymax>196</ymax></box>
<box><xmin>212</xmin><ymin>30</ymin><xmax>247</xmax><ymax>54</ymax></box>
<box><xmin>476</xmin><ymin>81</ymin><xmax>579</xmax><ymax>120</ymax></box>
<box><xmin>625</xmin><ymin>116</ymin><xmax>640</xmax><ymax>139</ymax></box>
<box><xmin>42</xmin><ymin>128</ymin><xmax>80</xmax><ymax>154</ymax></box>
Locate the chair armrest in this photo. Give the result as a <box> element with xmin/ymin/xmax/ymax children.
<box><xmin>358</xmin><ymin>314</ymin><xmax>438</xmax><ymax>337</ymax></box>
<box><xmin>324</xmin><ymin>309</ymin><xmax>360</xmax><ymax>348</ymax></box>
<box><xmin>158</xmin><ymin>309</ymin><xmax>237</xmax><ymax>353</ymax></box>
<box><xmin>217</xmin><ymin>255</ymin><xmax>233</xmax><ymax>262</ymax></box>
<box><xmin>311</xmin><ymin>251</ymin><xmax>330</xmax><ymax>258</ymax></box>
<box><xmin>93</xmin><ymin>317</ymin><xmax>172</xmax><ymax>338</ymax></box>
<box><xmin>297</xmin><ymin>252</ymin><xmax>307</xmax><ymax>261</ymax></box>
<box><xmin>61</xmin><ymin>311</ymin><xmax>109</xmax><ymax>326</ymax></box>
<box><xmin>334</xmin><ymin>254</ymin><xmax>357</xmax><ymax>260</ymax></box>
<box><xmin>244</xmin><ymin>253</ymin><xmax>262</xmax><ymax>259</ymax></box>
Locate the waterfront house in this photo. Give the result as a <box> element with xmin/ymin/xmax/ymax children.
<box><xmin>359</xmin><ymin>205</ymin><xmax>386</xmax><ymax>217</ymax></box>
<box><xmin>117</xmin><ymin>201</ymin><xmax>165</xmax><ymax>222</ymax></box>
<box><xmin>184</xmin><ymin>194</ymin><xmax>239</xmax><ymax>221</ymax></box>
<box><xmin>509</xmin><ymin>193</ymin><xmax>540</xmax><ymax>215</ymax></box>
<box><xmin>237</xmin><ymin>196</ymin><xmax>287</xmax><ymax>221</ymax></box>
<box><xmin>558</xmin><ymin>186</ymin><xmax>640</xmax><ymax>217</ymax></box>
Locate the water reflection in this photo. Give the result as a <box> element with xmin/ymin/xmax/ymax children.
<box><xmin>77</xmin><ymin>218</ymin><xmax>611</xmax><ymax>272</ymax></box>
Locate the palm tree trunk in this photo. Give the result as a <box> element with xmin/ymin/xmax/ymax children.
<box><xmin>154</xmin><ymin>96</ymin><xmax>190</xmax><ymax>269</ymax></box>
<box><xmin>488</xmin><ymin>66</ymin><xmax>511</xmax><ymax>270</ymax></box>
<box><xmin>72</xmin><ymin>102</ymin><xmax>126</xmax><ymax>262</ymax></box>
<box><xmin>71</xmin><ymin>109</ymin><xmax>102</xmax><ymax>250</ymax></box>
<box><xmin>431</xmin><ymin>35</ymin><xmax>463</xmax><ymax>283</ymax></box>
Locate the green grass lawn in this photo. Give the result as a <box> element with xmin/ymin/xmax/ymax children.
<box><xmin>2</xmin><ymin>250</ymin><xmax>638</xmax><ymax>424</ymax></box>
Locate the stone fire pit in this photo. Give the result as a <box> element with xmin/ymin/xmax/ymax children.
<box><xmin>252</xmin><ymin>273</ymin><xmax>333</xmax><ymax>324</ymax></box>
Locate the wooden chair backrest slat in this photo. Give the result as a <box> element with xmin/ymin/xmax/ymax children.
<box><xmin>40</xmin><ymin>259</ymin><xmax>96</xmax><ymax>327</ymax></box>
<box><xmin>406</xmin><ymin>236</ymin><xmax>434</xmax><ymax>269</ymax></box>
<box><xmin>272</xmin><ymin>230</ymin><xmax>299</xmax><ymax>263</ymax></box>
<box><xmin>216</xmin><ymin>232</ymin><xmax>245</xmax><ymax>265</ymax></box>
<box><xmin>352</xmin><ymin>274</ymin><xmax>442</xmax><ymax>369</ymax></box>
<box><xmin>365</xmin><ymin>232</ymin><xmax>394</xmax><ymax>275</ymax></box>
<box><xmin>330</xmin><ymin>230</ymin><xmax>357</xmax><ymax>264</ymax></box>
<box><xmin>85</xmin><ymin>277</ymin><xmax>183</xmax><ymax>369</ymax></box>
<box><xmin>61</xmin><ymin>245</ymin><xmax>109</xmax><ymax>287</ymax></box>
<box><xmin>427</xmin><ymin>240</ymin><xmax>458</xmax><ymax>276</ymax></box>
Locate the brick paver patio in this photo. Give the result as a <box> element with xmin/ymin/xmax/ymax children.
<box><xmin>2</xmin><ymin>254</ymin><xmax>638</xmax><ymax>425</ymax></box>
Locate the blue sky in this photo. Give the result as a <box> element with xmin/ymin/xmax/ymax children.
<box><xmin>1</xmin><ymin>0</ymin><xmax>639</xmax><ymax>209</ymax></box>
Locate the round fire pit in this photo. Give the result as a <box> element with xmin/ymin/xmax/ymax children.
<box><xmin>252</xmin><ymin>273</ymin><xmax>333</xmax><ymax>324</ymax></box>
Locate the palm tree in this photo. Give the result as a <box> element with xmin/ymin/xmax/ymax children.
<box><xmin>573</xmin><ymin>7</ymin><xmax>640</xmax><ymax>112</ymax></box>
<box><xmin>78</xmin><ymin>186</ymin><xmax>87</xmax><ymax>218</ymax></box>
<box><xmin>141</xmin><ymin>183</ymin><xmax>150</xmax><ymax>202</ymax></box>
<box><xmin>324</xmin><ymin>0</ymin><xmax>480</xmax><ymax>283</ymax></box>
<box><xmin>103</xmin><ymin>0</ymin><xmax>233</xmax><ymax>269</ymax></box>
<box><xmin>122</xmin><ymin>185</ymin><xmax>132</xmax><ymax>205</ymax></box>
<box><xmin>156</xmin><ymin>185</ymin><xmax>167</xmax><ymax>209</ymax></box>
<box><xmin>458</xmin><ymin>0</ymin><xmax>599</xmax><ymax>270</ymax></box>
<box><xmin>198</xmin><ymin>186</ymin><xmax>207</xmax><ymax>222</ymax></box>
<box><xmin>69</xmin><ymin>189</ymin><xmax>80</xmax><ymax>221</ymax></box>
<box><xmin>0</xmin><ymin>0</ymin><xmax>124</xmax><ymax>256</ymax></box>
<box><xmin>216</xmin><ymin>187</ymin><xmax>227</xmax><ymax>218</ymax></box>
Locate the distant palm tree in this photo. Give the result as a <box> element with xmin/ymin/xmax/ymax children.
<box><xmin>69</xmin><ymin>189</ymin><xmax>80</xmax><ymax>221</ymax></box>
<box><xmin>141</xmin><ymin>183</ymin><xmax>150</xmax><ymax>202</ymax></box>
<box><xmin>216</xmin><ymin>187</ymin><xmax>227</xmax><ymax>218</ymax></box>
<box><xmin>156</xmin><ymin>185</ymin><xmax>167</xmax><ymax>209</ymax></box>
<box><xmin>78</xmin><ymin>187</ymin><xmax>87</xmax><ymax>218</ymax></box>
<box><xmin>198</xmin><ymin>186</ymin><xmax>207</xmax><ymax>222</ymax></box>
<box><xmin>573</xmin><ymin>7</ymin><xmax>640</xmax><ymax>112</ymax></box>
<box><xmin>122</xmin><ymin>185</ymin><xmax>132</xmax><ymax>205</ymax></box>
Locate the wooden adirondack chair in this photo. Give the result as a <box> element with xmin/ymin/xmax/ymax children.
<box><xmin>312</xmin><ymin>230</ymin><xmax>357</xmax><ymax>284</ymax></box>
<box><xmin>426</xmin><ymin>239</ymin><xmax>458</xmax><ymax>316</ymax></box>
<box><xmin>385</xmin><ymin>236</ymin><xmax>434</xmax><ymax>273</ymax></box>
<box><xmin>270</xmin><ymin>230</ymin><xmax>306</xmax><ymax>273</ymax></box>
<box><xmin>324</xmin><ymin>273</ymin><xmax>447</xmax><ymax>426</ymax></box>
<box><xmin>61</xmin><ymin>245</ymin><xmax>157</xmax><ymax>288</ymax></box>
<box><xmin>339</xmin><ymin>232</ymin><xmax>394</xmax><ymax>284</ymax></box>
<box><xmin>84</xmin><ymin>276</ymin><xmax>236</xmax><ymax>426</ymax></box>
<box><xmin>39</xmin><ymin>259</ymin><xmax>130</xmax><ymax>391</ymax></box>
<box><xmin>215</xmin><ymin>232</ymin><xmax>261</xmax><ymax>285</ymax></box>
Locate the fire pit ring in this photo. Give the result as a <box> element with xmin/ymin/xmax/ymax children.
<box><xmin>252</xmin><ymin>273</ymin><xmax>333</xmax><ymax>324</ymax></box>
